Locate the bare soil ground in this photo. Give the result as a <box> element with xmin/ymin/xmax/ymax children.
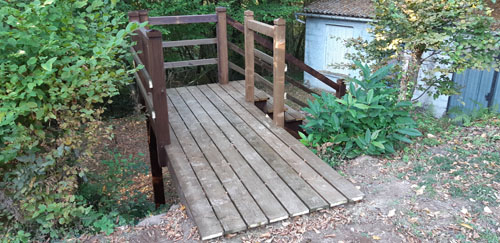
<box><xmin>84</xmin><ymin>113</ymin><xmax>499</xmax><ymax>243</ymax></box>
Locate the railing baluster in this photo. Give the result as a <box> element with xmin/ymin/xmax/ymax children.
<box><xmin>244</xmin><ymin>10</ymin><xmax>255</xmax><ymax>103</ymax></box>
<box><xmin>216</xmin><ymin>7</ymin><xmax>229</xmax><ymax>85</ymax></box>
<box><xmin>272</xmin><ymin>18</ymin><xmax>286</xmax><ymax>127</ymax></box>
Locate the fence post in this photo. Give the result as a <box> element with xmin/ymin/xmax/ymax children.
<box><xmin>216</xmin><ymin>7</ymin><xmax>229</xmax><ymax>85</ymax></box>
<box><xmin>336</xmin><ymin>79</ymin><xmax>346</xmax><ymax>98</ymax></box>
<box><xmin>138</xmin><ymin>10</ymin><xmax>149</xmax><ymax>29</ymax></box>
<box><xmin>272</xmin><ymin>18</ymin><xmax>286</xmax><ymax>127</ymax></box>
<box><xmin>244</xmin><ymin>10</ymin><xmax>255</xmax><ymax>103</ymax></box>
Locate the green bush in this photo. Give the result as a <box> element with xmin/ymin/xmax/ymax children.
<box><xmin>300</xmin><ymin>62</ymin><xmax>422</xmax><ymax>159</ymax></box>
<box><xmin>0</xmin><ymin>0</ymin><xmax>144</xmax><ymax>240</ymax></box>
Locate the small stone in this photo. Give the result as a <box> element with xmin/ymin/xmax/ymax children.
<box><xmin>427</xmin><ymin>133</ymin><xmax>436</xmax><ymax>138</ymax></box>
<box><xmin>387</xmin><ymin>209</ymin><xmax>396</xmax><ymax>217</ymax></box>
<box><xmin>484</xmin><ymin>206</ymin><xmax>492</xmax><ymax>214</ymax></box>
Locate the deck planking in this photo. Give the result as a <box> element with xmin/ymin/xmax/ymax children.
<box><xmin>164</xmin><ymin>81</ymin><xmax>364</xmax><ymax>240</ymax></box>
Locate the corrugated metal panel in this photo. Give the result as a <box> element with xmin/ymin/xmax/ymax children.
<box><xmin>448</xmin><ymin>69</ymin><xmax>496</xmax><ymax>113</ymax></box>
<box><xmin>490</xmin><ymin>71</ymin><xmax>500</xmax><ymax>112</ymax></box>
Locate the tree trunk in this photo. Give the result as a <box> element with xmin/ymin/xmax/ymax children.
<box><xmin>400</xmin><ymin>49</ymin><xmax>424</xmax><ymax>101</ymax></box>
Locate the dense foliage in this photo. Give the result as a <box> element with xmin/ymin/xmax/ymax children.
<box><xmin>345</xmin><ymin>0</ymin><xmax>500</xmax><ymax>100</ymax></box>
<box><xmin>0</xmin><ymin>0</ymin><xmax>144</xmax><ymax>240</ymax></box>
<box><xmin>300</xmin><ymin>62</ymin><xmax>422</xmax><ymax>161</ymax></box>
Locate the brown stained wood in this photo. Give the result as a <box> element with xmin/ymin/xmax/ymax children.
<box><xmin>216</xmin><ymin>7</ymin><xmax>229</xmax><ymax>85</ymax></box>
<box><xmin>145</xmin><ymin>29</ymin><xmax>170</xmax><ymax>166</ymax></box>
<box><xmin>168</xmin><ymin>89</ymin><xmax>268</xmax><ymax>228</ymax></box>
<box><xmin>246</xmin><ymin>19</ymin><xmax>274</xmax><ymax>37</ymax></box>
<box><xmin>162</xmin><ymin>38</ymin><xmax>217</xmax><ymax>48</ymax></box>
<box><xmin>163</xmin><ymin>58</ymin><xmax>218</xmax><ymax>69</ymax></box>
<box><xmin>130</xmin><ymin>47</ymin><xmax>154</xmax><ymax>89</ymax></box>
<box><xmin>165</xmin><ymin>128</ymin><xmax>224</xmax><ymax>240</ymax></box>
<box><xmin>226</xmin><ymin>16</ymin><xmax>341</xmax><ymax>91</ymax></box>
<box><xmin>176</xmin><ymin>87</ymin><xmax>288</xmax><ymax>224</ymax></box>
<box><xmin>166</xmin><ymin>95</ymin><xmax>247</xmax><ymax>233</ymax></box>
<box><xmin>146</xmin><ymin>122</ymin><xmax>166</xmax><ymax>207</ymax></box>
<box><xmin>217</xmin><ymin>83</ymin><xmax>348</xmax><ymax>207</ymax></box>
<box><xmin>272</xmin><ymin>18</ymin><xmax>286</xmax><ymax>128</ymax></box>
<box><xmin>229</xmin><ymin>80</ymin><xmax>268</xmax><ymax>102</ymax></box>
<box><xmin>220</xmin><ymin>83</ymin><xmax>365</xmax><ymax>202</ymax></box>
<box><xmin>336</xmin><ymin>79</ymin><xmax>347</xmax><ymax>98</ymax></box>
<box><xmin>244</xmin><ymin>11</ymin><xmax>255</xmax><ymax>103</ymax></box>
<box><xmin>138</xmin><ymin>10</ymin><xmax>149</xmax><ymax>29</ymax></box>
<box><xmin>133</xmin><ymin>72</ymin><xmax>154</xmax><ymax>113</ymax></box>
<box><xmin>187</xmin><ymin>85</ymin><xmax>309</xmax><ymax>217</ymax></box>
<box><xmin>204</xmin><ymin>84</ymin><xmax>327</xmax><ymax>211</ymax></box>
<box><xmin>228</xmin><ymin>42</ymin><xmax>276</xmax><ymax>68</ymax></box>
<box><xmin>149</xmin><ymin>14</ymin><xmax>217</xmax><ymax>25</ymax></box>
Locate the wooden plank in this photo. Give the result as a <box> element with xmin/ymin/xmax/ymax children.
<box><xmin>162</xmin><ymin>38</ymin><xmax>217</xmax><ymax>48</ymax></box>
<box><xmin>220</xmin><ymin>83</ymin><xmax>365</xmax><ymax>202</ymax></box>
<box><xmin>175</xmin><ymin>87</ymin><xmax>288</xmax><ymax>224</ymax></box>
<box><xmin>228</xmin><ymin>62</ymin><xmax>272</xmax><ymax>93</ymax></box>
<box><xmin>244</xmin><ymin>11</ymin><xmax>255</xmax><ymax>103</ymax></box>
<box><xmin>149</xmin><ymin>14</ymin><xmax>217</xmax><ymax>25</ymax></box>
<box><xmin>165</xmin><ymin>128</ymin><xmax>223</xmax><ymax>240</ymax></box>
<box><xmin>168</xmin><ymin>89</ymin><xmax>267</xmax><ymax>228</ymax></box>
<box><xmin>228</xmin><ymin>42</ymin><xmax>276</xmax><ymax>67</ymax></box>
<box><xmin>272</xmin><ymin>18</ymin><xmax>286</xmax><ymax>128</ymax></box>
<box><xmin>163</xmin><ymin>58</ymin><xmax>218</xmax><ymax>69</ymax></box>
<box><xmin>130</xmin><ymin>47</ymin><xmax>153</xmax><ymax>89</ymax></box>
<box><xmin>216</xmin><ymin>83</ymin><xmax>348</xmax><ymax>207</ymax></box>
<box><xmin>229</xmin><ymin>80</ymin><xmax>268</xmax><ymax>102</ymax></box>
<box><xmin>247</xmin><ymin>19</ymin><xmax>274</xmax><ymax>37</ymax></box>
<box><xmin>226</xmin><ymin>16</ymin><xmax>341</xmax><ymax>91</ymax></box>
<box><xmin>186</xmin><ymin>85</ymin><xmax>309</xmax><ymax>217</ymax></box>
<box><xmin>167</xmin><ymin>95</ymin><xmax>247</xmax><ymax>233</ymax></box>
<box><xmin>203</xmin><ymin>84</ymin><xmax>328</xmax><ymax>211</ymax></box>
<box><xmin>216</xmin><ymin>7</ymin><xmax>229</xmax><ymax>85</ymax></box>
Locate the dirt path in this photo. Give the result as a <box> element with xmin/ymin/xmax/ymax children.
<box><xmin>86</xmin><ymin>115</ymin><xmax>499</xmax><ymax>242</ymax></box>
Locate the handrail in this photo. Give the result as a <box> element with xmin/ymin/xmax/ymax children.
<box><xmin>130</xmin><ymin>47</ymin><xmax>153</xmax><ymax>89</ymax></box>
<box><xmin>227</xmin><ymin>16</ymin><xmax>346</xmax><ymax>97</ymax></box>
<box><xmin>149</xmin><ymin>14</ymin><xmax>217</xmax><ymax>25</ymax></box>
<box><xmin>162</xmin><ymin>38</ymin><xmax>217</xmax><ymax>48</ymax></box>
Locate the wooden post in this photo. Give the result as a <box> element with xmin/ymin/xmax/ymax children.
<box><xmin>147</xmin><ymin>122</ymin><xmax>166</xmax><ymax>207</ymax></box>
<box><xmin>244</xmin><ymin>10</ymin><xmax>255</xmax><ymax>103</ymax></box>
<box><xmin>138</xmin><ymin>10</ymin><xmax>149</xmax><ymax>29</ymax></box>
<box><xmin>336</xmin><ymin>79</ymin><xmax>347</xmax><ymax>98</ymax></box>
<box><xmin>146</xmin><ymin>29</ymin><xmax>171</xmax><ymax>146</ymax></box>
<box><xmin>272</xmin><ymin>18</ymin><xmax>286</xmax><ymax>127</ymax></box>
<box><xmin>216</xmin><ymin>7</ymin><xmax>228</xmax><ymax>85</ymax></box>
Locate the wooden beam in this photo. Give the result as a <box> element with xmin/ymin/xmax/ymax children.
<box><xmin>247</xmin><ymin>19</ymin><xmax>274</xmax><ymax>37</ymax></box>
<box><xmin>133</xmin><ymin>72</ymin><xmax>154</xmax><ymax>113</ymax></box>
<box><xmin>164</xmin><ymin>58</ymin><xmax>218</xmax><ymax>69</ymax></box>
<box><xmin>216</xmin><ymin>7</ymin><xmax>229</xmax><ymax>85</ymax></box>
<box><xmin>244</xmin><ymin>11</ymin><xmax>255</xmax><ymax>103</ymax></box>
<box><xmin>162</xmin><ymin>38</ymin><xmax>217</xmax><ymax>48</ymax></box>
<box><xmin>272</xmin><ymin>18</ymin><xmax>286</xmax><ymax>127</ymax></box>
<box><xmin>149</xmin><ymin>14</ymin><xmax>217</xmax><ymax>25</ymax></box>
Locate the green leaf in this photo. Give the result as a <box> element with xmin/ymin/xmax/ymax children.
<box><xmin>367</xmin><ymin>89</ymin><xmax>374</xmax><ymax>103</ymax></box>
<box><xmin>371</xmin><ymin>141</ymin><xmax>385</xmax><ymax>150</ymax></box>
<box><xmin>353</xmin><ymin>103</ymin><xmax>370</xmax><ymax>110</ymax></box>
<box><xmin>41</xmin><ymin>57</ymin><xmax>57</xmax><ymax>71</ymax></box>
<box><xmin>396</xmin><ymin>128</ymin><xmax>422</xmax><ymax>137</ymax></box>
<box><xmin>393</xmin><ymin>134</ymin><xmax>413</xmax><ymax>143</ymax></box>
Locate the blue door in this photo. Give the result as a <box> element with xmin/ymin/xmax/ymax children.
<box><xmin>448</xmin><ymin>69</ymin><xmax>500</xmax><ymax>113</ymax></box>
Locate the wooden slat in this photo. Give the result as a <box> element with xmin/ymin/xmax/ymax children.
<box><xmin>172</xmin><ymin>88</ymin><xmax>287</xmax><ymax>225</ymax></box>
<box><xmin>215</xmin><ymin>83</ymin><xmax>348</xmax><ymax>207</ymax></box>
<box><xmin>219</xmin><ymin>83</ymin><xmax>365</xmax><ymax>202</ymax></box>
<box><xmin>167</xmin><ymin>95</ymin><xmax>247</xmax><ymax>233</ymax></box>
<box><xmin>228</xmin><ymin>62</ymin><xmax>272</xmax><ymax>92</ymax></box>
<box><xmin>163</xmin><ymin>58</ymin><xmax>218</xmax><ymax>69</ymax></box>
<box><xmin>186</xmin><ymin>85</ymin><xmax>309</xmax><ymax>216</ymax></box>
<box><xmin>247</xmin><ymin>19</ymin><xmax>274</xmax><ymax>37</ymax></box>
<box><xmin>149</xmin><ymin>14</ymin><xmax>217</xmax><ymax>25</ymax></box>
<box><xmin>162</xmin><ymin>38</ymin><xmax>217</xmax><ymax>48</ymax></box>
<box><xmin>130</xmin><ymin>47</ymin><xmax>153</xmax><ymax>89</ymax></box>
<box><xmin>228</xmin><ymin>42</ymin><xmax>276</xmax><ymax>67</ymax></box>
<box><xmin>203</xmin><ymin>84</ymin><xmax>328</xmax><ymax>211</ymax></box>
<box><xmin>169</xmin><ymin>89</ymin><xmax>267</xmax><ymax>228</ymax></box>
<box><xmin>165</xmin><ymin>128</ymin><xmax>223</xmax><ymax>240</ymax></box>
<box><xmin>229</xmin><ymin>80</ymin><xmax>268</xmax><ymax>102</ymax></box>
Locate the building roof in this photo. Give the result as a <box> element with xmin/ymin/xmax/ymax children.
<box><xmin>303</xmin><ymin>0</ymin><xmax>375</xmax><ymax>19</ymax></box>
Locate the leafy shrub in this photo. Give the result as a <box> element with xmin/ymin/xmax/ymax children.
<box><xmin>300</xmin><ymin>62</ymin><xmax>422</xmax><ymax>159</ymax></box>
<box><xmin>0</xmin><ymin>0</ymin><xmax>144</xmax><ymax>240</ymax></box>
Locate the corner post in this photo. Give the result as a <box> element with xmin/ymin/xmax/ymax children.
<box><xmin>216</xmin><ymin>7</ymin><xmax>229</xmax><ymax>85</ymax></box>
<box><xmin>244</xmin><ymin>10</ymin><xmax>255</xmax><ymax>103</ymax></box>
<box><xmin>272</xmin><ymin>18</ymin><xmax>286</xmax><ymax>127</ymax></box>
<box><xmin>336</xmin><ymin>79</ymin><xmax>346</xmax><ymax>98</ymax></box>
<box><xmin>138</xmin><ymin>10</ymin><xmax>149</xmax><ymax>29</ymax></box>
<box><xmin>146</xmin><ymin>29</ymin><xmax>171</xmax><ymax>148</ymax></box>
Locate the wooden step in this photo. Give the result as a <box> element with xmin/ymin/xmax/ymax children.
<box><xmin>229</xmin><ymin>80</ymin><xmax>305</xmax><ymax>122</ymax></box>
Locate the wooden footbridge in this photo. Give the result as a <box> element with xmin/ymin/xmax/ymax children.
<box><xmin>128</xmin><ymin>8</ymin><xmax>363</xmax><ymax>240</ymax></box>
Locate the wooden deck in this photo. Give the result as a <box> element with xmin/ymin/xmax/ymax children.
<box><xmin>165</xmin><ymin>81</ymin><xmax>364</xmax><ymax>240</ymax></box>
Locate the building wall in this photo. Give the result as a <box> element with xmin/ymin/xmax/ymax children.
<box><xmin>303</xmin><ymin>16</ymin><xmax>372</xmax><ymax>91</ymax></box>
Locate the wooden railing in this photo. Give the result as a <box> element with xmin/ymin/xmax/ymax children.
<box><xmin>226</xmin><ymin>16</ymin><xmax>347</xmax><ymax>99</ymax></box>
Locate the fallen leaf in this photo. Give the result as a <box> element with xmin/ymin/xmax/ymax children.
<box><xmin>460</xmin><ymin>223</ymin><xmax>473</xmax><ymax>230</ymax></box>
<box><xmin>324</xmin><ymin>234</ymin><xmax>336</xmax><ymax>238</ymax></box>
<box><xmin>387</xmin><ymin>209</ymin><xmax>396</xmax><ymax>217</ymax></box>
<box><xmin>373</xmin><ymin>235</ymin><xmax>381</xmax><ymax>240</ymax></box>
<box><xmin>416</xmin><ymin>185</ymin><xmax>426</xmax><ymax>195</ymax></box>
<box><xmin>484</xmin><ymin>206</ymin><xmax>492</xmax><ymax>214</ymax></box>
<box><xmin>260</xmin><ymin>232</ymin><xmax>271</xmax><ymax>238</ymax></box>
